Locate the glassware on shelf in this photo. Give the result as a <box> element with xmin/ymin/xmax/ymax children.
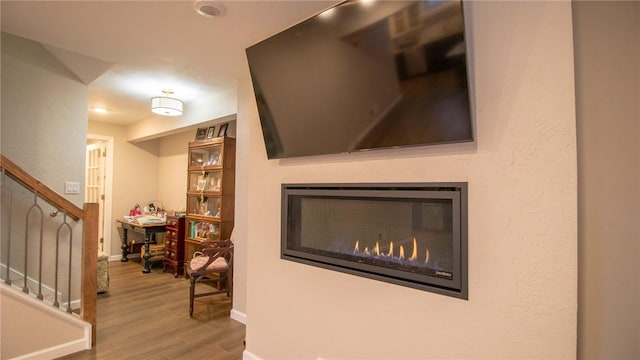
<box><xmin>189</xmin><ymin>145</ymin><xmax>223</xmax><ymax>168</ymax></box>
<box><xmin>187</xmin><ymin>195</ymin><xmax>221</xmax><ymax>217</ymax></box>
<box><xmin>188</xmin><ymin>170</ymin><xmax>222</xmax><ymax>192</ymax></box>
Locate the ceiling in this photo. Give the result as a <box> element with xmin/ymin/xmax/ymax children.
<box><xmin>1</xmin><ymin>0</ymin><xmax>336</xmax><ymax>126</ymax></box>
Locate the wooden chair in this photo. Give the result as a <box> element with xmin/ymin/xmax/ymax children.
<box><xmin>186</xmin><ymin>238</ymin><xmax>233</xmax><ymax>317</ymax></box>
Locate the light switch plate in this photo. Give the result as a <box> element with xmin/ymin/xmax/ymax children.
<box><xmin>65</xmin><ymin>181</ymin><xmax>80</xmax><ymax>194</ymax></box>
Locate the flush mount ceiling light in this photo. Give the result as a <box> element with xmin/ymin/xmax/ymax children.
<box><xmin>151</xmin><ymin>90</ymin><xmax>183</xmax><ymax>116</ymax></box>
<box><xmin>194</xmin><ymin>0</ymin><xmax>226</xmax><ymax>18</ymax></box>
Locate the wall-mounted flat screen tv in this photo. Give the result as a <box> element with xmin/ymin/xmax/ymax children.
<box><xmin>246</xmin><ymin>0</ymin><xmax>473</xmax><ymax>159</ymax></box>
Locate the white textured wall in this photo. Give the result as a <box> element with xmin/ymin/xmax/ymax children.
<box><xmin>1</xmin><ymin>32</ymin><xmax>87</xmax><ymax>206</ymax></box>
<box><xmin>237</xmin><ymin>1</ymin><xmax>577</xmax><ymax>358</ymax></box>
<box><xmin>1</xmin><ymin>32</ymin><xmax>87</xmax><ymax>290</ymax></box>
<box><xmin>233</xmin><ymin>78</ymin><xmax>252</xmax><ymax>321</ymax></box>
<box><xmin>1</xmin><ymin>32</ymin><xmax>89</xmax><ymax>355</ymax></box>
<box><xmin>0</xmin><ymin>30</ymin><xmax>3</xmax><ymax>357</ymax></box>
<box><xmin>574</xmin><ymin>1</ymin><xmax>640</xmax><ymax>358</ymax></box>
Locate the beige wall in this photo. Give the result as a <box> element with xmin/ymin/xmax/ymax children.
<box><xmin>574</xmin><ymin>1</ymin><xmax>640</xmax><ymax>359</ymax></box>
<box><xmin>158</xmin><ymin>130</ymin><xmax>192</xmax><ymax>212</ymax></box>
<box><xmin>238</xmin><ymin>1</ymin><xmax>577</xmax><ymax>358</ymax></box>
<box><xmin>88</xmin><ymin>121</ymin><xmax>160</xmax><ymax>258</ymax></box>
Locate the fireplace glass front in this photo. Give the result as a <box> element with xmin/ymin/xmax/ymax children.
<box><xmin>282</xmin><ymin>183</ymin><xmax>468</xmax><ymax>299</ymax></box>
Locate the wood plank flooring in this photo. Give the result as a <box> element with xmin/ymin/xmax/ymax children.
<box><xmin>59</xmin><ymin>259</ymin><xmax>245</xmax><ymax>360</ymax></box>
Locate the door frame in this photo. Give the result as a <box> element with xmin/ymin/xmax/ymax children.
<box><xmin>86</xmin><ymin>134</ymin><xmax>114</xmax><ymax>258</ymax></box>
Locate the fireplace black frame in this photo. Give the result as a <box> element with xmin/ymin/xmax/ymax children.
<box><xmin>281</xmin><ymin>183</ymin><xmax>468</xmax><ymax>299</ymax></box>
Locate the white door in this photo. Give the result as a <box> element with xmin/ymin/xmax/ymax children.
<box><xmin>86</xmin><ymin>142</ymin><xmax>106</xmax><ymax>253</ymax></box>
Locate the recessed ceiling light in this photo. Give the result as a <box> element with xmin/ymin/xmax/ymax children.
<box><xmin>93</xmin><ymin>107</ymin><xmax>108</xmax><ymax>113</ymax></box>
<box><xmin>194</xmin><ymin>0</ymin><xmax>227</xmax><ymax>18</ymax></box>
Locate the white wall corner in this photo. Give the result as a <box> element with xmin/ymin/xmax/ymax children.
<box><xmin>230</xmin><ymin>308</ymin><xmax>247</xmax><ymax>324</ymax></box>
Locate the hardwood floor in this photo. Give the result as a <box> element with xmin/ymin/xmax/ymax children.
<box><xmin>59</xmin><ymin>259</ymin><xmax>245</xmax><ymax>360</ymax></box>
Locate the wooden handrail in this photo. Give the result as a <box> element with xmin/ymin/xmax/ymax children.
<box><xmin>0</xmin><ymin>154</ymin><xmax>98</xmax><ymax>346</ymax></box>
<box><xmin>0</xmin><ymin>155</ymin><xmax>83</xmax><ymax>221</ymax></box>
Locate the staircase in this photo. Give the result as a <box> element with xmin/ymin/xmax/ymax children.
<box><xmin>1</xmin><ymin>155</ymin><xmax>98</xmax><ymax>359</ymax></box>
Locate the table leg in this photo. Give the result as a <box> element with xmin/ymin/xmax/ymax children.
<box><xmin>121</xmin><ymin>227</ymin><xmax>129</xmax><ymax>262</ymax></box>
<box><xmin>142</xmin><ymin>233</ymin><xmax>151</xmax><ymax>273</ymax></box>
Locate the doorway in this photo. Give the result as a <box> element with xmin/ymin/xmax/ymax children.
<box><xmin>85</xmin><ymin>135</ymin><xmax>114</xmax><ymax>256</ymax></box>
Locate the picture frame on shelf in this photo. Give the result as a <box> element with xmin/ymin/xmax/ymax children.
<box><xmin>217</xmin><ymin>123</ymin><xmax>229</xmax><ymax>137</ymax></box>
<box><xmin>195</xmin><ymin>127</ymin><xmax>207</xmax><ymax>141</ymax></box>
<box><xmin>205</xmin><ymin>126</ymin><xmax>216</xmax><ymax>139</ymax></box>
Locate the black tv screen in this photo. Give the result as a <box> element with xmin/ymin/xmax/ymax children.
<box><xmin>246</xmin><ymin>0</ymin><xmax>473</xmax><ymax>159</ymax></box>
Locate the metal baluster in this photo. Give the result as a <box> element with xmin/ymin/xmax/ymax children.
<box><xmin>24</xmin><ymin>192</ymin><xmax>44</xmax><ymax>297</ymax></box>
<box><xmin>3</xmin><ymin>193</ymin><xmax>13</xmax><ymax>285</ymax></box>
<box><xmin>64</xmin><ymin>211</ymin><xmax>73</xmax><ymax>313</ymax></box>
<box><xmin>1</xmin><ymin>168</ymin><xmax>14</xmax><ymax>285</ymax></box>
<box><xmin>36</xmin><ymin>194</ymin><xmax>45</xmax><ymax>300</ymax></box>
<box><xmin>53</xmin><ymin>213</ymin><xmax>72</xmax><ymax>309</ymax></box>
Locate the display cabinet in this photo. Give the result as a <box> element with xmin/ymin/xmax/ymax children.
<box><xmin>184</xmin><ymin>136</ymin><xmax>235</xmax><ymax>276</ymax></box>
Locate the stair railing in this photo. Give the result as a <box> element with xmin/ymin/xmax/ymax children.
<box><xmin>0</xmin><ymin>154</ymin><xmax>98</xmax><ymax>345</ymax></box>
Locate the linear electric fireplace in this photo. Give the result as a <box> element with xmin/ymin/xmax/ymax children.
<box><xmin>282</xmin><ymin>183</ymin><xmax>468</xmax><ymax>299</ymax></box>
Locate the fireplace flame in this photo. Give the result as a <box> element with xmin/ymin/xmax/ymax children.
<box><xmin>409</xmin><ymin>237</ymin><xmax>418</xmax><ymax>261</ymax></box>
<box><xmin>352</xmin><ymin>237</ymin><xmax>432</xmax><ymax>268</ymax></box>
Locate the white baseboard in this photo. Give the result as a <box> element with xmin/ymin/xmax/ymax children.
<box><xmin>230</xmin><ymin>308</ymin><xmax>247</xmax><ymax>324</ymax></box>
<box><xmin>11</xmin><ymin>338</ymin><xmax>90</xmax><ymax>360</ymax></box>
<box><xmin>243</xmin><ymin>349</ymin><xmax>263</xmax><ymax>360</ymax></box>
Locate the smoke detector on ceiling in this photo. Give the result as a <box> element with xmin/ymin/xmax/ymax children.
<box><xmin>194</xmin><ymin>0</ymin><xmax>227</xmax><ymax>18</ymax></box>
